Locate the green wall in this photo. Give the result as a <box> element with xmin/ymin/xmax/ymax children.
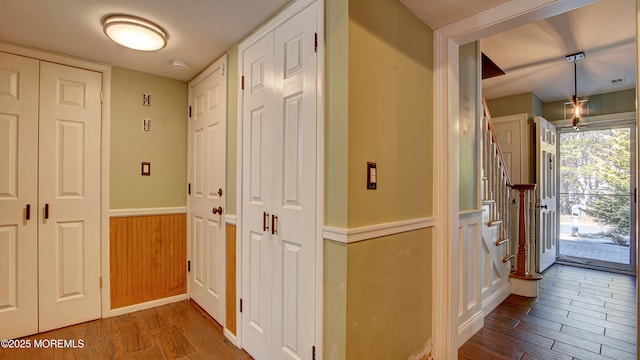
<box><xmin>543</xmin><ymin>88</ymin><xmax>636</xmax><ymax>121</ymax></box>
<box><xmin>486</xmin><ymin>92</ymin><xmax>540</xmax><ymax>119</ymax></box>
<box><xmin>459</xmin><ymin>42</ymin><xmax>479</xmax><ymax>211</ymax></box>
<box><xmin>324</xmin><ymin>0</ymin><xmax>434</xmax><ymax>358</ymax></box>
<box><xmin>110</xmin><ymin>67</ymin><xmax>188</xmax><ymax>209</ymax></box>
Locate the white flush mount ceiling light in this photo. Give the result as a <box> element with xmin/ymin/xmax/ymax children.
<box><xmin>102</xmin><ymin>14</ymin><xmax>168</xmax><ymax>51</ymax></box>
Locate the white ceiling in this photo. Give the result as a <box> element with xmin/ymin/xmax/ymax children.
<box><xmin>400</xmin><ymin>0</ymin><xmax>636</xmax><ymax>102</ymax></box>
<box><xmin>0</xmin><ymin>0</ymin><xmax>292</xmax><ymax>81</ymax></box>
<box><xmin>481</xmin><ymin>0</ymin><xmax>636</xmax><ymax>102</ymax></box>
<box><xmin>1</xmin><ymin>0</ymin><xmax>635</xmax><ymax>101</ymax></box>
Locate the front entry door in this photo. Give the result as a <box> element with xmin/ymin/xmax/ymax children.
<box><xmin>240</xmin><ymin>2</ymin><xmax>318</xmax><ymax>359</ymax></box>
<box><xmin>535</xmin><ymin>116</ymin><xmax>558</xmax><ymax>272</ymax></box>
<box><xmin>188</xmin><ymin>57</ymin><xmax>227</xmax><ymax>323</ymax></box>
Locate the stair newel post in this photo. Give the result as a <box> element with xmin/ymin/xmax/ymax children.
<box><xmin>528</xmin><ymin>188</ymin><xmax>537</xmax><ymax>276</ymax></box>
<box><xmin>516</xmin><ymin>186</ymin><xmax>528</xmax><ymax>276</ymax></box>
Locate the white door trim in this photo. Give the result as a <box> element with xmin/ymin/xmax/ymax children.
<box><xmin>0</xmin><ymin>41</ymin><xmax>112</xmax><ymax>318</ymax></box>
<box><xmin>431</xmin><ymin>0</ymin><xmax>597</xmax><ymax>358</ymax></box>
<box><xmin>235</xmin><ymin>0</ymin><xmax>323</xmax><ymax>355</ymax></box>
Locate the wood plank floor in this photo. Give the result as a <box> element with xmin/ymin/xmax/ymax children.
<box><xmin>459</xmin><ymin>264</ymin><xmax>637</xmax><ymax>360</ymax></box>
<box><xmin>0</xmin><ymin>300</ymin><xmax>251</xmax><ymax>360</ymax></box>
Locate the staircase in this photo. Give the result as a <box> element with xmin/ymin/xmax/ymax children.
<box><xmin>481</xmin><ymin>99</ymin><xmax>542</xmax><ymax>297</ymax></box>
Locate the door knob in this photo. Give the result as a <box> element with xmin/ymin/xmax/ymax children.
<box><xmin>212</xmin><ymin>206</ymin><xmax>223</xmax><ymax>215</ymax></box>
<box><xmin>217</xmin><ymin>188</ymin><xmax>223</xmax><ymax>197</ymax></box>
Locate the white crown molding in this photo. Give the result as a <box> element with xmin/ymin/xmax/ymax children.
<box><xmin>323</xmin><ymin>217</ymin><xmax>435</xmax><ymax>244</ymax></box>
<box><xmin>109</xmin><ymin>207</ymin><xmax>187</xmax><ymax>217</ymax></box>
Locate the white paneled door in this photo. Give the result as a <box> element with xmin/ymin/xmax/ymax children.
<box><xmin>0</xmin><ymin>53</ymin><xmax>102</xmax><ymax>338</ymax></box>
<box><xmin>188</xmin><ymin>57</ymin><xmax>227</xmax><ymax>324</ymax></box>
<box><xmin>535</xmin><ymin>116</ymin><xmax>558</xmax><ymax>272</ymax></box>
<box><xmin>38</xmin><ymin>61</ymin><xmax>102</xmax><ymax>332</ymax></box>
<box><xmin>0</xmin><ymin>52</ymin><xmax>39</xmax><ymax>340</ymax></box>
<box><xmin>241</xmin><ymin>2</ymin><xmax>317</xmax><ymax>359</ymax></box>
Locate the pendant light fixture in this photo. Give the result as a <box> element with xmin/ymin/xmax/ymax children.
<box><xmin>102</xmin><ymin>14</ymin><xmax>168</xmax><ymax>51</ymax></box>
<box><xmin>565</xmin><ymin>52</ymin><xmax>587</xmax><ymax>131</ymax></box>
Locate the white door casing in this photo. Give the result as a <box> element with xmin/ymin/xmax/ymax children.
<box><xmin>240</xmin><ymin>1</ymin><xmax>318</xmax><ymax>359</ymax></box>
<box><xmin>38</xmin><ymin>61</ymin><xmax>102</xmax><ymax>332</ymax></box>
<box><xmin>0</xmin><ymin>52</ymin><xmax>39</xmax><ymax>340</ymax></box>
<box><xmin>535</xmin><ymin>116</ymin><xmax>558</xmax><ymax>273</ymax></box>
<box><xmin>188</xmin><ymin>56</ymin><xmax>227</xmax><ymax>324</ymax></box>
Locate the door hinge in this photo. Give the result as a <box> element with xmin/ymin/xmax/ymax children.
<box><xmin>187</xmin><ymin>260</ymin><xmax>191</xmax><ymax>272</ymax></box>
<box><xmin>314</xmin><ymin>33</ymin><xmax>318</xmax><ymax>53</ymax></box>
<box><xmin>221</xmin><ymin>63</ymin><xmax>226</xmax><ymax>76</ymax></box>
<box><xmin>99</xmin><ymin>276</ymin><xmax>103</xmax><ymax>289</ymax></box>
<box><xmin>312</xmin><ymin>345</ymin><xmax>316</xmax><ymax>360</ymax></box>
<box><xmin>240</xmin><ymin>298</ymin><xmax>243</xmax><ymax>313</ymax></box>
<box><xmin>189</xmin><ymin>106</ymin><xmax>192</xmax><ymax>118</ymax></box>
<box><xmin>188</xmin><ymin>183</ymin><xmax>191</xmax><ymax>195</ymax></box>
<box><xmin>241</xmin><ymin>75</ymin><xmax>245</xmax><ymax>90</ymax></box>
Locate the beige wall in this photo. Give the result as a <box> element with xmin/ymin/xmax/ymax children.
<box><xmin>324</xmin><ymin>0</ymin><xmax>434</xmax><ymax>358</ymax></box>
<box><xmin>110</xmin><ymin>67</ymin><xmax>188</xmax><ymax>209</ymax></box>
<box><xmin>346</xmin><ymin>229</ymin><xmax>433</xmax><ymax>360</ymax></box>
<box><xmin>347</xmin><ymin>0</ymin><xmax>433</xmax><ymax>227</ymax></box>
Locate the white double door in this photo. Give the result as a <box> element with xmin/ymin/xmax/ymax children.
<box><xmin>188</xmin><ymin>56</ymin><xmax>227</xmax><ymax>324</ymax></box>
<box><xmin>241</xmin><ymin>2</ymin><xmax>318</xmax><ymax>359</ymax></box>
<box><xmin>0</xmin><ymin>52</ymin><xmax>102</xmax><ymax>339</ymax></box>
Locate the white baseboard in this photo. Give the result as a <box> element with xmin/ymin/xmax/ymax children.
<box><xmin>109</xmin><ymin>294</ymin><xmax>188</xmax><ymax>317</ymax></box>
<box><xmin>223</xmin><ymin>328</ymin><xmax>238</xmax><ymax>347</ymax></box>
<box><xmin>482</xmin><ymin>281</ymin><xmax>511</xmax><ymax>316</ymax></box>
<box><xmin>457</xmin><ymin>310</ymin><xmax>484</xmax><ymax>348</ymax></box>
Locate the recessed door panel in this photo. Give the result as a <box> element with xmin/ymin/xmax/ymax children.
<box><xmin>0</xmin><ymin>225</ymin><xmax>18</xmax><ymax>310</ymax></box>
<box><xmin>0</xmin><ymin>113</ymin><xmax>18</xmax><ymax>198</ymax></box>
<box><xmin>55</xmin><ymin>221</ymin><xmax>85</xmax><ymax>300</ymax></box>
<box><xmin>57</xmin><ymin>120</ymin><xmax>85</xmax><ymax>197</ymax></box>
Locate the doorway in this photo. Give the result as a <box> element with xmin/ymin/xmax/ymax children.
<box><xmin>557</xmin><ymin>123</ymin><xmax>637</xmax><ymax>274</ymax></box>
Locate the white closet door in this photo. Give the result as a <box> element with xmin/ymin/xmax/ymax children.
<box><xmin>241</xmin><ymin>1</ymin><xmax>318</xmax><ymax>359</ymax></box>
<box><xmin>242</xmin><ymin>30</ymin><xmax>276</xmax><ymax>360</ymax></box>
<box><xmin>189</xmin><ymin>57</ymin><xmax>227</xmax><ymax>323</ymax></box>
<box><xmin>38</xmin><ymin>62</ymin><xmax>102</xmax><ymax>332</ymax></box>
<box><xmin>271</xmin><ymin>3</ymin><xmax>317</xmax><ymax>359</ymax></box>
<box><xmin>0</xmin><ymin>52</ymin><xmax>39</xmax><ymax>340</ymax></box>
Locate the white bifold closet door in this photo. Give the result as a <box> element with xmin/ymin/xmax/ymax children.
<box><xmin>0</xmin><ymin>52</ymin><xmax>102</xmax><ymax>339</ymax></box>
<box><xmin>241</xmin><ymin>1</ymin><xmax>318</xmax><ymax>359</ymax></box>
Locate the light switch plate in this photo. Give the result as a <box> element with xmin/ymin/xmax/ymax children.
<box><xmin>143</xmin><ymin>118</ymin><xmax>151</xmax><ymax>132</ymax></box>
<box><xmin>143</xmin><ymin>93</ymin><xmax>151</xmax><ymax>106</ymax></box>
<box><xmin>141</xmin><ymin>162</ymin><xmax>151</xmax><ymax>176</ymax></box>
<box><xmin>367</xmin><ymin>162</ymin><xmax>377</xmax><ymax>190</ymax></box>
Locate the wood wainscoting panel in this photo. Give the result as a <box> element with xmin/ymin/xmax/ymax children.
<box><xmin>110</xmin><ymin>214</ymin><xmax>187</xmax><ymax>309</ymax></box>
<box><xmin>225</xmin><ymin>223</ymin><xmax>237</xmax><ymax>335</ymax></box>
